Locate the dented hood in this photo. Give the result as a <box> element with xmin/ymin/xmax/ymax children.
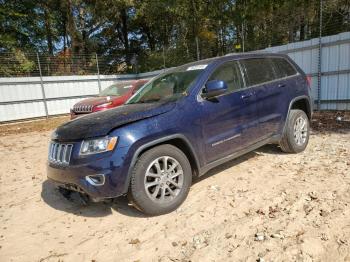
<box><xmin>53</xmin><ymin>102</ymin><xmax>176</xmax><ymax>141</ymax></box>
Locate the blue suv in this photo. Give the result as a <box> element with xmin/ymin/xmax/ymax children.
<box><xmin>47</xmin><ymin>53</ymin><xmax>312</xmax><ymax>215</ymax></box>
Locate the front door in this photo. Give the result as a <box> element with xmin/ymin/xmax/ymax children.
<box><xmin>199</xmin><ymin>61</ymin><xmax>260</xmax><ymax>164</ymax></box>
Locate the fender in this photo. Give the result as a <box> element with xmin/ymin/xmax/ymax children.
<box><xmin>122</xmin><ymin>134</ymin><xmax>200</xmax><ymax>194</ymax></box>
<box><xmin>281</xmin><ymin>95</ymin><xmax>312</xmax><ymax>138</ymax></box>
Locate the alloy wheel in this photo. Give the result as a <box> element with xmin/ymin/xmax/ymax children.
<box><xmin>144</xmin><ymin>156</ymin><xmax>184</xmax><ymax>203</ymax></box>
<box><xmin>293</xmin><ymin>116</ymin><xmax>308</xmax><ymax>145</ymax></box>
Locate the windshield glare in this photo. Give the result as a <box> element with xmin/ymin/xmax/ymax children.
<box><xmin>99</xmin><ymin>83</ymin><xmax>133</xmax><ymax>97</ymax></box>
<box><xmin>126</xmin><ymin>65</ymin><xmax>205</xmax><ymax>104</ymax></box>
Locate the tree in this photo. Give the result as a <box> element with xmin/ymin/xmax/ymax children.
<box><xmin>0</xmin><ymin>0</ymin><xmax>349</xmax><ymax>76</ymax></box>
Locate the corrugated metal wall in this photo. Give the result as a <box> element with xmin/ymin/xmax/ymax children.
<box><xmin>0</xmin><ymin>32</ymin><xmax>349</xmax><ymax>122</ymax></box>
<box><xmin>265</xmin><ymin>31</ymin><xmax>350</xmax><ymax>110</ymax></box>
<box><xmin>0</xmin><ymin>71</ymin><xmax>161</xmax><ymax>122</ymax></box>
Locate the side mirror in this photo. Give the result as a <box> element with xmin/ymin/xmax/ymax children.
<box><xmin>202</xmin><ymin>80</ymin><xmax>228</xmax><ymax>99</ymax></box>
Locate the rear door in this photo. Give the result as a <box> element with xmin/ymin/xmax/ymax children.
<box><xmin>270</xmin><ymin>57</ymin><xmax>300</xmax><ymax>133</ymax></box>
<box><xmin>240</xmin><ymin>57</ymin><xmax>285</xmax><ymax>138</ymax></box>
<box><xmin>199</xmin><ymin>61</ymin><xmax>260</xmax><ymax>163</ymax></box>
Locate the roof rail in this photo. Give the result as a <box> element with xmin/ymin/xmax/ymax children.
<box><xmin>224</xmin><ymin>50</ymin><xmax>269</xmax><ymax>56</ymax></box>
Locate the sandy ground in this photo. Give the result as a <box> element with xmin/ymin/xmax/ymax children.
<box><xmin>0</xmin><ymin>125</ymin><xmax>349</xmax><ymax>261</ymax></box>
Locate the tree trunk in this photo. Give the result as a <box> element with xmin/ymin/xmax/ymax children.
<box><xmin>143</xmin><ymin>25</ymin><xmax>155</xmax><ymax>51</ymax></box>
<box><xmin>66</xmin><ymin>0</ymin><xmax>82</xmax><ymax>73</ymax></box>
<box><xmin>120</xmin><ymin>8</ymin><xmax>129</xmax><ymax>64</ymax></box>
<box><xmin>43</xmin><ymin>5</ymin><xmax>53</xmax><ymax>55</ymax></box>
<box><xmin>66</xmin><ymin>0</ymin><xmax>81</xmax><ymax>55</ymax></box>
<box><xmin>300</xmin><ymin>16</ymin><xmax>305</xmax><ymax>41</ymax></box>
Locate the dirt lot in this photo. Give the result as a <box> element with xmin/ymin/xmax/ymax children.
<box><xmin>0</xmin><ymin>114</ymin><xmax>349</xmax><ymax>262</ymax></box>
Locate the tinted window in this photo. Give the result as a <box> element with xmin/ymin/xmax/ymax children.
<box><xmin>240</xmin><ymin>58</ymin><xmax>275</xmax><ymax>86</ymax></box>
<box><xmin>209</xmin><ymin>61</ymin><xmax>244</xmax><ymax>92</ymax></box>
<box><xmin>271</xmin><ymin>58</ymin><xmax>297</xmax><ymax>78</ymax></box>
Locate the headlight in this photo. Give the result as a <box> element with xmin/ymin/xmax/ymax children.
<box><xmin>80</xmin><ymin>136</ymin><xmax>118</xmax><ymax>155</ymax></box>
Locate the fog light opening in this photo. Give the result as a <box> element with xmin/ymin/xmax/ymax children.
<box><xmin>86</xmin><ymin>174</ymin><xmax>105</xmax><ymax>186</ymax></box>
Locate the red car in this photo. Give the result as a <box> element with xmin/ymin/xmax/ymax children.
<box><xmin>70</xmin><ymin>79</ymin><xmax>148</xmax><ymax>119</ymax></box>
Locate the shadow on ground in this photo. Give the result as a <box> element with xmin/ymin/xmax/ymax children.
<box><xmin>41</xmin><ymin>144</ymin><xmax>287</xmax><ymax>218</ymax></box>
<box><xmin>194</xmin><ymin>150</ymin><xmax>259</xmax><ymax>184</ymax></box>
<box><xmin>41</xmin><ymin>180</ymin><xmax>146</xmax><ymax>218</ymax></box>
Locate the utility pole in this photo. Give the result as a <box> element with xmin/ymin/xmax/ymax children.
<box><xmin>195</xmin><ymin>36</ymin><xmax>200</xmax><ymax>60</ymax></box>
<box><xmin>242</xmin><ymin>22</ymin><xmax>245</xmax><ymax>53</ymax></box>
<box><xmin>242</xmin><ymin>0</ymin><xmax>246</xmax><ymax>53</ymax></box>
<box><xmin>36</xmin><ymin>53</ymin><xmax>49</xmax><ymax>118</ymax></box>
<box><xmin>162</xmin><ymin>46</ymin><xmax>166</xmax><ymax>70</ymax></box>
<box><xmin>96</xmin><ymin>53</ymin><xmax>101</xmax><ymax>93</ymax></box>
<box><xmin>317</xmin><ymin>0</ymin><xmax>323</xmax><ymax>110</ymax></box>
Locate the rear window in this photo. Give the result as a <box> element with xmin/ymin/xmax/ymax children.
<box><xmin>240</xmin><ymin>58</ymin><xmax>275</xmax><ymax>86</ymax></box>
<box><xmin>271</xmin><ymin>58</ymin><xmax>297</xmax><ymax>78</ymax></box>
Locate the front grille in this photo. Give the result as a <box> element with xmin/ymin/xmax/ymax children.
<box><xmin>73</xmin><ymin>105</ymin><xmax>93</xmax><ymax>113</ymax></box>
<box><xmin>49</xmin><ymin>142</ymin><xmax>73</xmax><ymax>165</ymax></box>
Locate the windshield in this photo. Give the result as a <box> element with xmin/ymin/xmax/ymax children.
<box><xmin>126</xmin><ymin>64</ymin><xmax>206</xmax><ymax>104</ymax></box>
<box><xmin>99</xmin><ymin>83</ymin><xmax>133</xmax><ymax>97</ymax></box>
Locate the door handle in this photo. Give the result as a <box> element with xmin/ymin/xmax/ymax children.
<box><xmin>278</xmin><ymin>83</ymin><xmax>286</xmax><ymax>88</ymax></box>
<box><xmin>241</xmin><ymin>93</ymin><xmax>253</xmax><ymax>99</ymax></box>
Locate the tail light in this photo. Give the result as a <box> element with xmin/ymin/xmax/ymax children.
<box><xmin>306</xmin><ymin>76</ymin><xmax>312</xmax><ymax>88</ymax></box>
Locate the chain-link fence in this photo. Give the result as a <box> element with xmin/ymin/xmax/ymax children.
<box><xmin>0</xmin><ymin>52</ymin><xmax>100</xmax><ymax>77</ymax></box>
<box><xmin>0</xmin><ymin>49</ymin><xmax>199</xmax><ymax>77</ymax></box>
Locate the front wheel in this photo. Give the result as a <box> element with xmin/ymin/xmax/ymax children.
<box><xmin>128</xmin><ymin>144</ymin><xmax>192</xmax><ymax>215</ymax></box>
<box><xmin>279</xmin><ymin>109</ymin><xmax>310</xmax><ymax>153</ymax></box>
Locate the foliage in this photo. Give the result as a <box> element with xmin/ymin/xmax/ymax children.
<box><xmin>0</xmin><ymin>49</ymin><xmax>35</xmax><ymax>77</ymax></box>
<box><xmin>0</xmin><ymin>0</ymin><xmax>349</xmax><ymax>75</ymax></box>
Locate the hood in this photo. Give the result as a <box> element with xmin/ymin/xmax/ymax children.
<box><xmin>53</xmin><ymin>102</ymin><xmax>176</xmax><ymax>141</ymax></box>
<box><xmin>75</xmin><ymin>96</ymin><xmax>119</xmax><ymax>107</ymax></box>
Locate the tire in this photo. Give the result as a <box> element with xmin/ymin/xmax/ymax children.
<box><xmin>128</xmin><ymin>144</ymin><xmax>192</xmax><ymax>215</ymax></box>
<box><xmin>279</xmin><ymin>109</ymin><xmax>310</xmax><ymax>153</ymax></box>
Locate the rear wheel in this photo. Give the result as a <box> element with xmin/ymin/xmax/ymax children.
<box><xmin>280</xmin><ymin>109</ymin><xmax>310</xmax><ymax>153</ymax></box>
<box><xmin>128</xmin><ymin>144</ymin><xmax>192</xmax><ymax>215</ymax></box>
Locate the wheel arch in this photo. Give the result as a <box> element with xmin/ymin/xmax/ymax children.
<box><xmin>122</xmin><ymin>134</ymin><xmax>200</xmax><ymax>194</ymax></box>
<box><xmin>281</xmin><ymin>95</ymin><xmax>312</xmax><ymax>140</ymax></box>
<box><xmin>290</xmin><ymin>97</ymin><xmax>312</xmax><ymax>120</ymax></box>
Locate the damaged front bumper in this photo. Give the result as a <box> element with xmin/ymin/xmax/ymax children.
<box><xmin>46</xmin><ymin>146</ymin><xmax>131</xmax><ymax>201</ymax></box>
